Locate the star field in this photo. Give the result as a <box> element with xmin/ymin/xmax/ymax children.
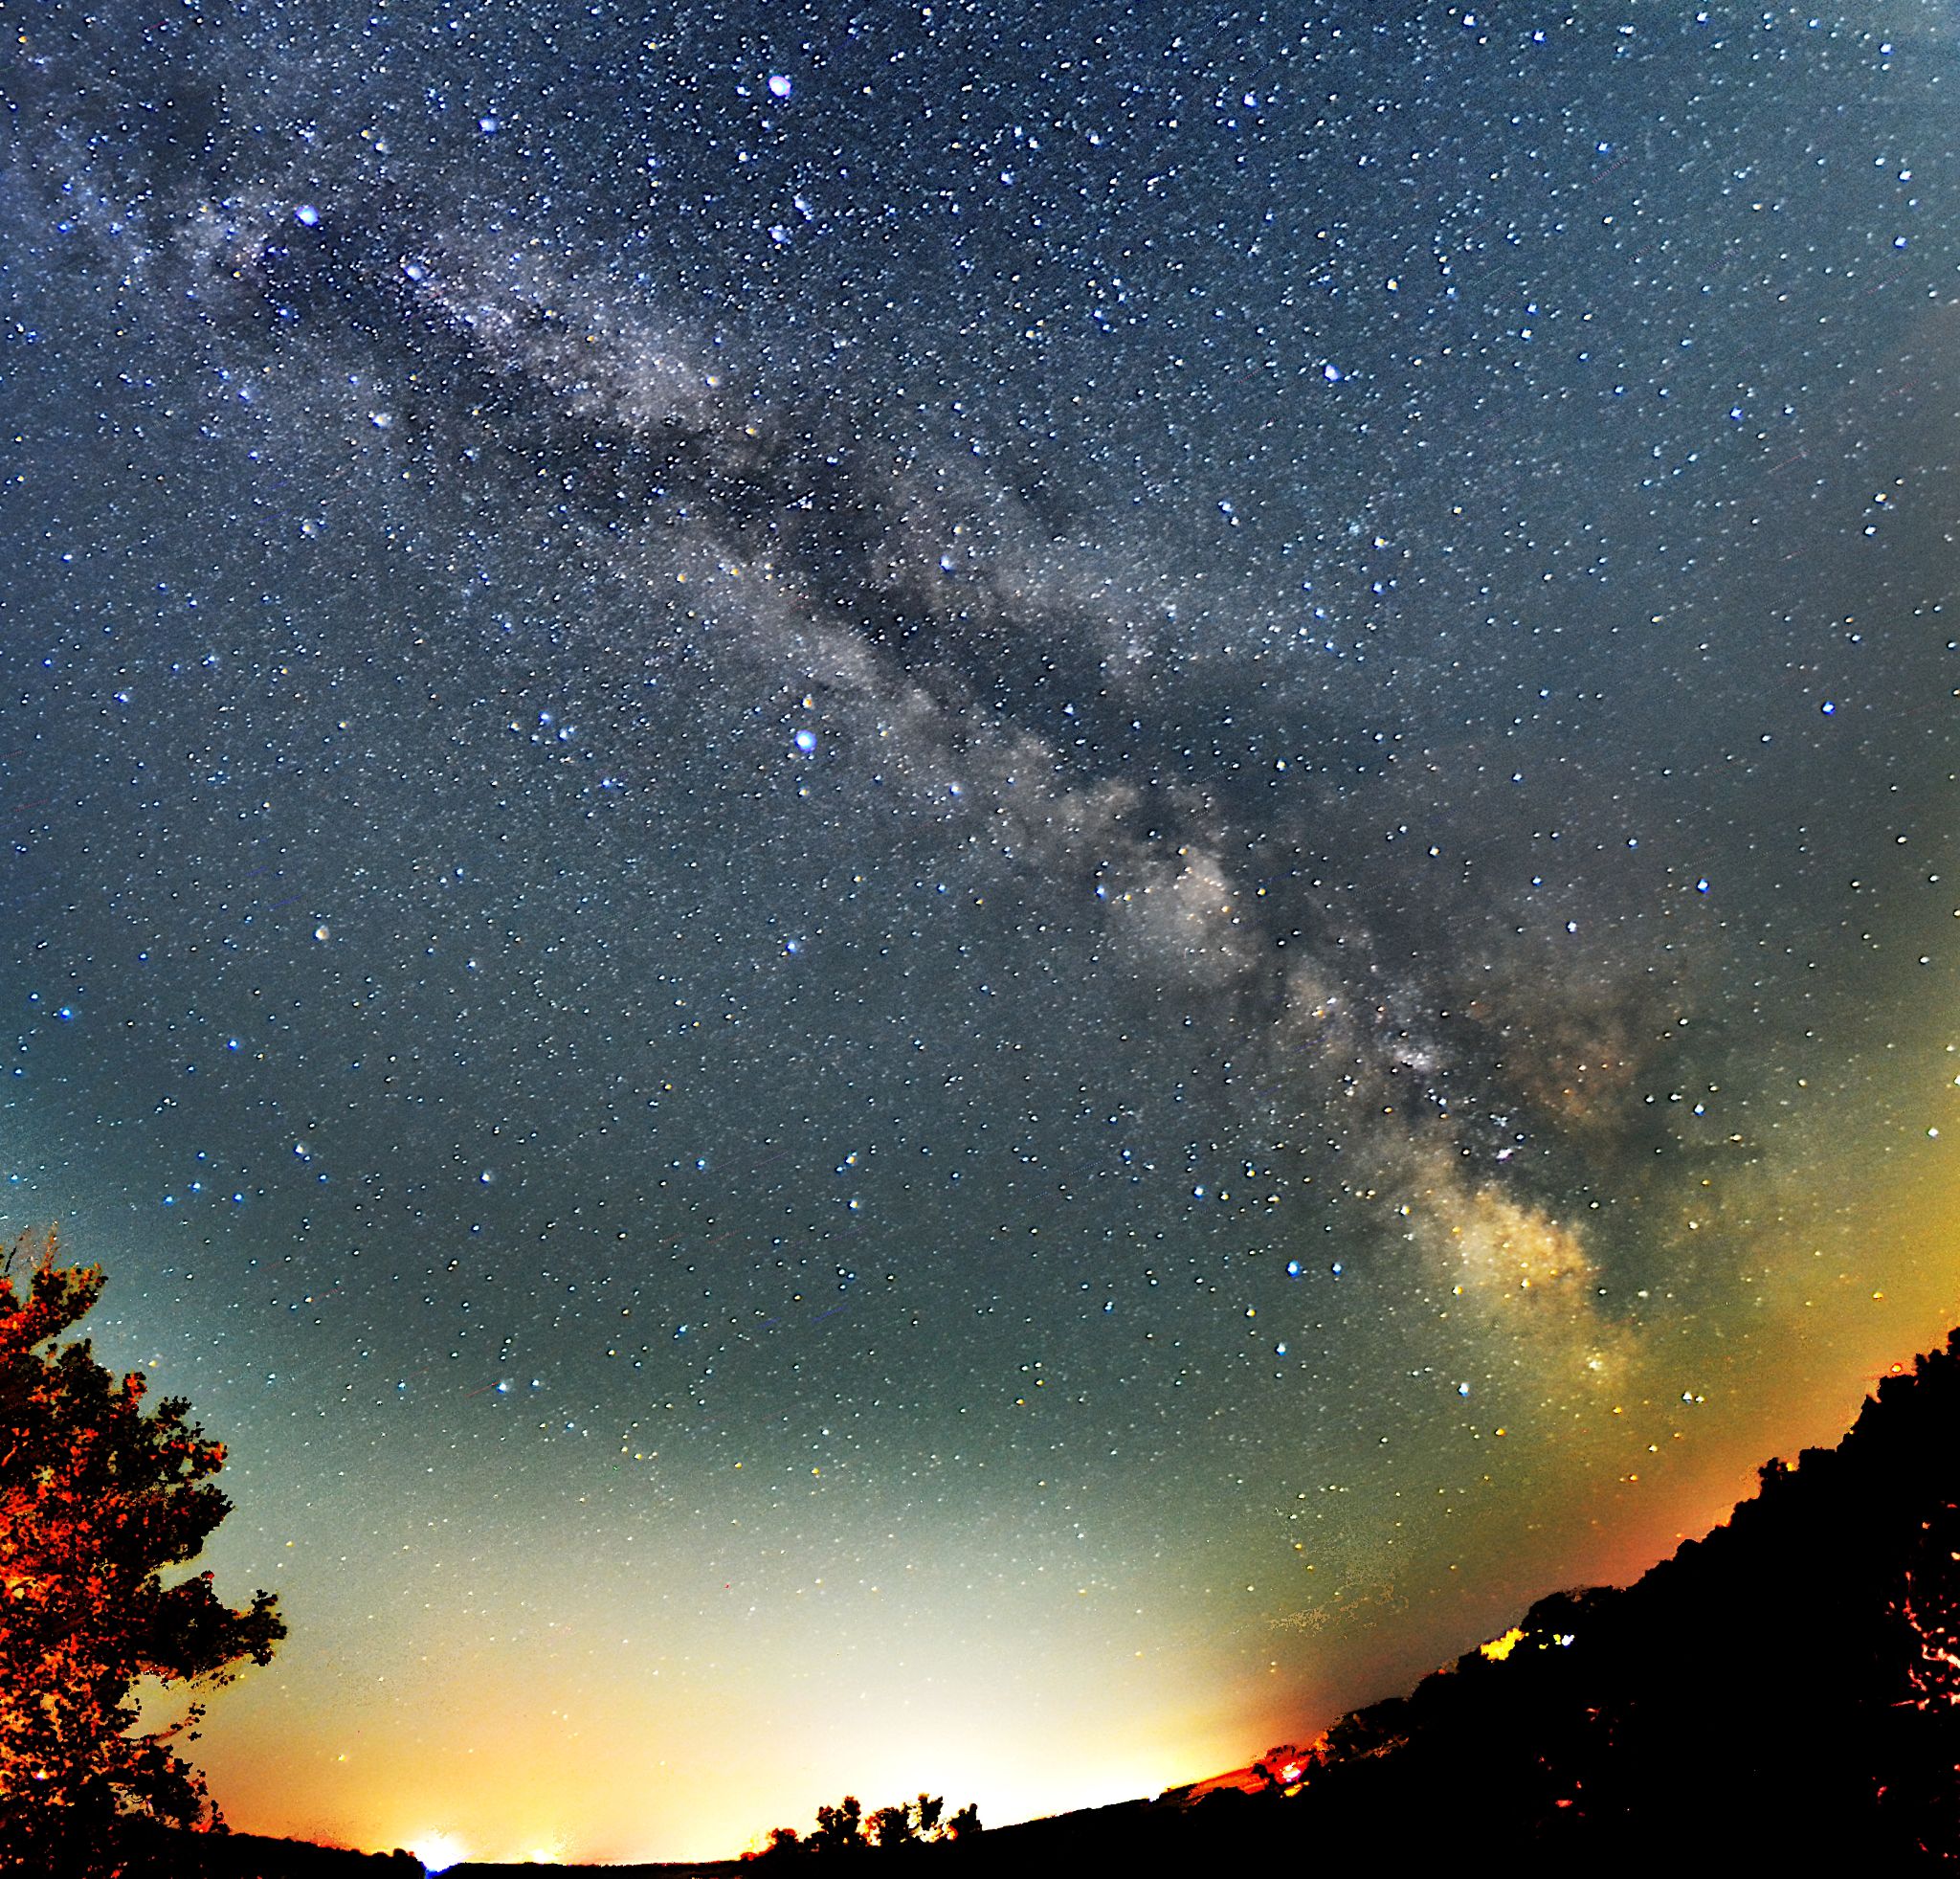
<box><xmin>2</xmin><ymin>2</ymin><xmax>1956</xmax><ymax>1862</ymax></box>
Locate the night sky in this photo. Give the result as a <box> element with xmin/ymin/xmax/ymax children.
<box><xmin>3</xmin><ymin>1</ymin><xmax>1957</xmax><ymax>1864</ymax></box>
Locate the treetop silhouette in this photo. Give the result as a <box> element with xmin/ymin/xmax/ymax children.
<box><xmin>750</xmin><ymin>1789</ymin><xmax>981</xmax><ymax>1859</ymax></box>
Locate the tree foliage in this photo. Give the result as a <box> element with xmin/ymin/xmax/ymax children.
<box><xmin>0</xmin><ymin>1230</ymin><xmax>285</xmax><ymax>1872</ymax></box>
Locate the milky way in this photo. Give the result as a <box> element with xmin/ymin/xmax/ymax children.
<box><xmin>3</xmin><ymin>3</ymin><xmax>1956</xmax><ymax>1862</ymax></box>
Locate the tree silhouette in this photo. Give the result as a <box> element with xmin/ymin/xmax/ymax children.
<box><xmin>0</xmin><ymin>1230</ymin><xmax>285</xmax><ymax>1874</ymax></box>
<box><xmin>750</xmin><ymin>1789</ymin><xmax>980</xmax><ymax>1861</ymax></box>
<box><xmin>810</xmin><ymin>1795</ymin><xmax>865</xmax><ymax>1855</ymax></box>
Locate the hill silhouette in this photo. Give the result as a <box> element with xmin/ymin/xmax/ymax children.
<box><xmin>1272</xmin><ymin>1325</ymin><xmax>1960</xmax><ymax>1866</ymax></box>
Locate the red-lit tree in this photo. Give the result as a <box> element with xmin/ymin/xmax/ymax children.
<box><xmin>0</xmin><ymin>1230</ymin><xmax>284</xmax><ymax>1873</ymax></box>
